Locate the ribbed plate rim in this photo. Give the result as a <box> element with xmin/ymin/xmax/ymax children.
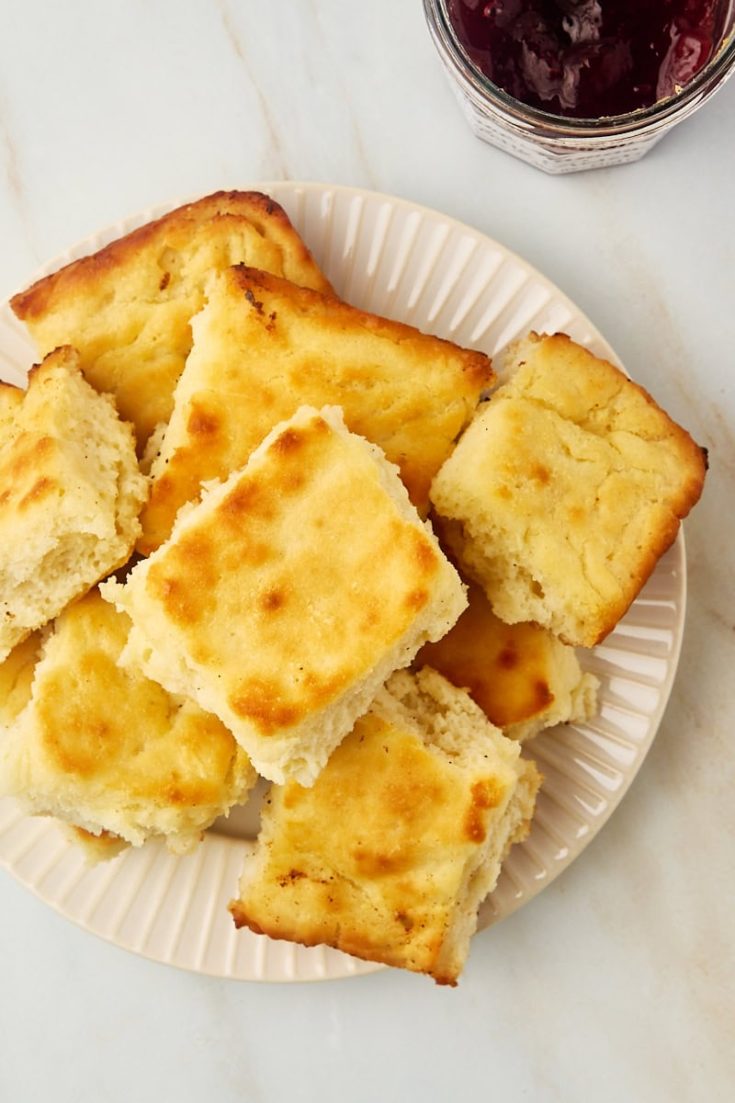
<box><xmin>0</xmin><ymin>181</ymin><xmax>687</xmax><ymax>983</ymax></box>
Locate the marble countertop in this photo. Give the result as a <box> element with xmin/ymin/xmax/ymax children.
<box><xmin>1</xmin><ymin>3</ymin><xmax>733</xmax><ymax>1101</ymax></box>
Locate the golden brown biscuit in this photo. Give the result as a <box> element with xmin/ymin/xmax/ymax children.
<box><xmin>138</xmin><ymin>265</ymin><xmax>492</xmax><ymax>551</ymax></box>
<box><xmin>0</xmin><ymin>632</ymin><xmax>42</xmax><ymax>727</ymax></box>
<box><xmin>416</xmin><ymin>581</ymin><xmax>598</xmax><ymax>740</ymax></box>
<box><xmin>430</xmin><ymin>333</ymin><xmax>707</xmax><ymax>647</ymax></box>
<box><xmin>103</xmin><ymin>406</ymin><xmax>467</xmax><ymax>785</ymax></box>
<box><xmin>230</xmin><ymin>668</ymin><xmax>540</xmax><ymax>985</ymax></box>
<box><xmin>0</xmin><ymin>591</ymin><xmax>256</xmax><ymax>853</ymax></box>
<box><xmin>0</xmin><ymin>347</ymin><xmax>147</xmax><ymax>661</ymax></box>
<box><xmin>11</xmin><ymin>192</ymin><xmax>332</xmax><ymax>445</ymax></box>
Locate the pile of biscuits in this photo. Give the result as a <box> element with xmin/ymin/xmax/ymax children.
<box><xmin>0</xmin><ymin>192</ymin><xmax>706</xmax><ymax>984</ymax></box>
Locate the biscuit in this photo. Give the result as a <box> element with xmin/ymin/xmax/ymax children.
<box><xmin>0</xmin><ymin>346</ymin><xmax>147</xmax><ymax>661</ymax></box>
<box><xmin>230</xmin><ymin>668</ymin><xmax>540</xmax><ymax>985</ymax></box>
<box><xmin>10</xmin><ymin>192</ymin><xmax>332</xmax><ymax>445</ymax></box>
<box><xmin>430</xmin><ymin>333</ymin><xmax>707</xmax><ymax>646</ymax></box>
<box><xmin>0</xmin><ymin>632</ymin><xmax>42</xmax><ymax>727</ymax></box>
<box><xmin>416</xmin><ymin>580</ymin><xmax>598</xmax><ymax>741</ymax></box>
<box><xmin>0</xmin><ymin>590</ymin><xmax>256</xmax><ymax>854</ymax></box>
<box><xmin>103</xmin><ymin>406</ymin><xmax>467</xmax><ymax>785</ymax></box>
<box><xmin>138</xmin><ymin>265</ymin><xmax>492</xmax><ymax>551</ymax></box>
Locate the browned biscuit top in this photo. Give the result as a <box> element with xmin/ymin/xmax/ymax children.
<box><xmin>140</xmin><ymin>264</ymin><xmax>492</xmax><ymax>550</ymax></box>
<box><xmin>140</xmin><ymin>409</ymin><xmax>444</xmax><ymax>738</ymax></box>
<box><xmin>229</xmin><ymin>701</ymin><xmax>519</xmax><ymax>983</ymax></box>
<box><xmin>10</xmin><ymin>191</ymin><xmax>333</xmax><ymax>321</ymax></box>
<box><xmin>417</xmin><ymin>580</ymin><xmax>560</xmax><ymax>727</ymax></box>
<box><xmin>10</xmin><ymin>192</ymin><xmax>332</xmax><ymax>444</ymax></box>
<box><xmin>430</xmin><ymin>332</ymin><xmax>707</xmax><ymax>646</ymax></box>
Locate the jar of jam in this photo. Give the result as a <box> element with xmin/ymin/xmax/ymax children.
<box><xmin>424</xmin><ymin>0</ymin><xmax>735</xmax><ymax>172</ymax></box>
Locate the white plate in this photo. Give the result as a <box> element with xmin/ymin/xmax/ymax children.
<box><xmin>0</xmin><ymin>183</ymin><xmax>686</xmax><ymax>982</ymax></box>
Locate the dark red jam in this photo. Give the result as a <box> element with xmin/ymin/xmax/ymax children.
<box><xmin>447</xmin><ymin>1</ymin><xmax>727</xmax><ymax>118</ymax></box>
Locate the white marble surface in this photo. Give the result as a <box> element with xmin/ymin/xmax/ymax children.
<box><xmin>0</xmin><ymin>2</ymin><xmax>733</xmax><ymax>1100</ymax></box>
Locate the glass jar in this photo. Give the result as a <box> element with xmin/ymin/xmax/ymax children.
<box><xmin>423</xmin><ymin>0</ymin><xmax>735</xmax><ymax>174</ymax></box>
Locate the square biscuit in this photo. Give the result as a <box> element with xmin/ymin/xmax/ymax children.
<box><xmin>430</xmin><ymin>333</ymin><xmax>707</xmax><ymax>647</ymax></box>
<box><xmin>230</xmin><ymin>668</ymin><xmax>540</xmax><ymax>985</ymax></box>
<box><xmin>103</xmin><ymin>406</ymin><xmax>467</xmax><ymax>785</ymax></box>
<box><xmin>0</xmin><ymin>591</ymin><xmax>256</xmax><ymax>854</ymax></box>
<box><xmin>0</xmin><ymin>346</ymin><xmax>147</xmax><ymax>661</ymax></box>
<box><xmin>416</xmin><ymin>580</ymin><xmax>598</xmax><ymax>741</ymax></box>
<box><xmin>10</xmin><ymin>192</ymin><xmax>332</xmax><ymax>445</ymax></box>
<box><xmin>138</xmin><ymin>265</ymin><xmax>492</xmax><ymax>551</ymax></box>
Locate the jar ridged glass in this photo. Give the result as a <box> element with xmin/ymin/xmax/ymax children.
<box><xmin>424</xmin><ymin>0</ymin><xmax>735</xmax><ymax>174</ymax></box>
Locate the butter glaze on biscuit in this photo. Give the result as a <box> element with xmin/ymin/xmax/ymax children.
<box><xmin>416</xmin><ymin>580</ymin><xmax>598</xmax><ymax>740</ymax></box>
<box><xmin>104</xmin><ymin>406</ymin><xmax>467</xmax><ymax>785</ymax></box>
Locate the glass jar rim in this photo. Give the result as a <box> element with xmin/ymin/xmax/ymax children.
<box><xmin>430</xmin><ymin>0</ymin><xmax>735</xmax><ymax>135</ymax></box>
